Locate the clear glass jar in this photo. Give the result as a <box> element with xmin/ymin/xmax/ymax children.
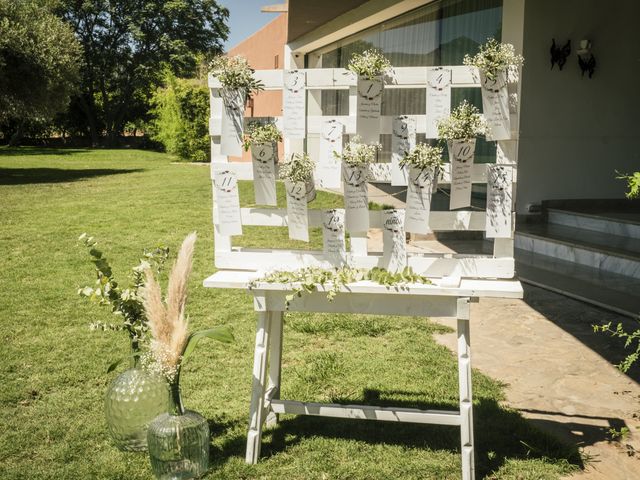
<box><xmin>147</xmin><ymin>380</ymin><xmax>209</xmax><ymax>479</ymax></box>
<box><xmin>104</xmin><ymin>354</ymin><xmax>169</xmax><ymax>451</ymax></box>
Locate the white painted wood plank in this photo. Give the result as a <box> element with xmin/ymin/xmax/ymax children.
<box><xmin>269</xmin><ymin>400</ymin><xmax>461</xmax><ymax>426</ymax></box>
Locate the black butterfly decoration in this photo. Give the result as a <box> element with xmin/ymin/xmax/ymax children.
<box><xmin>578</xmin><ymin>54</ymin><xmax>596</xmax><ymax>78</ymax></box>
<box><xmin>550</xmin><ymin>39</ymin><xmax>571</xmax><ymax>70</ymax></box>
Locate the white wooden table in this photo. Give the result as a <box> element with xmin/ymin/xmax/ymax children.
<box><xmin>204</xmin><ymin>270</ymin><xmax>523</xmax><ymax>480</ymax></box>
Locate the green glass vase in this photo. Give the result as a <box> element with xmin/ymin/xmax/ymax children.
<box><xmin>104</xmin><ymin>353</ymin><xmax>169</xmax><ymax>451</ymax></box>
<box><xmin>147</xmin><ymin>380</ymin><xmax>209</xmax><ymax>479</ymax></box>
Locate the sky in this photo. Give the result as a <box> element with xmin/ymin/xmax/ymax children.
<box><xmin>219</xmin><ymin>0</ymin><xmax>282</xmax><ymax>51</ymax></box>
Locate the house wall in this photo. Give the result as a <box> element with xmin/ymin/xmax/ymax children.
<box><xmin>228</xmin><ymin>13</ymin><xmax>287</xmax><ymax>161</ymax></box>
<box><xmin>517</xmin><ymin>0</ymin><xmax>640</xmax><ymax>213</ymax></box>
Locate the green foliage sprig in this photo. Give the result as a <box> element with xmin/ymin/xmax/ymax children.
<box><xmin>347</xmin><ymin>49</ymin><xmax>391</xmax><ymax>79</ymax></box>
<box><xmin>209</xmin><ymin>55</ymin><xmax>264</xmax><ymax>97</ymax></box>
<box><xmin>400</xmin><ymin>143</ymin><xmax>443</xmax><ymax>170</ymax></box>
<box><xmin>436</xmin><ymin>101</ymin><xmax>488</xmax><ymax>140</ymax></box>
<box><xmin>464</xmin><ymin>38</ymin><xmax>524</xmax><ymax>80</ymax></box>
<box><xmin>242</xmin><ymin>122</ymin><xmax>283</xmax><ymax>151</ymax></box>
<box><xmin>249</xmin><ymin>266</ymin><xmax>432</xmax><ymax>309</ymax></box>
<box><xmin>334</xmin><ymin>138</ymin><xmax>381</xmax><ymax>167</ymax></box>
<box><xmin>279</xmin><ymin>153</ymin><xmax>316</xmax><ymax>183</ymax></box>
<box><xmin>593</xmin><ymin>323</ymin><xmax>640</xmax><ymax>372</ymax></box>
<box><xmin>616</xmin><ymin>171</ymin><xmax>640</xmax><ymax>199</ymax></box>
<box><xmin>78</xmin><ymin>233</ymin><xmax>169</xmax><ymax>354</ymax></box>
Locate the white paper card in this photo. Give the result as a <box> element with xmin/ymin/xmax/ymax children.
<box><xmin>317</xmin><ymin>120</ymin><xmax>344</xmax><ymax>189</ymax></box>
<box><xmin>481</xmin><ymin>71</ymin><xmax>511</xmax><ymax>141</ymax></box>
<box><xmin>425</xmin><ymin>67</ymin><xmax>452</xmax><ymax>139</ymax></box>
<box><xmin>404</xmin><ymin>166</ymin><xmax>436</xmax><ymax>234</ymax></box>
<box><xmin>486</xmin><ymin>165</ymin><xmax>513</xmax><ymax>238</ymax></box>
<box><xmin>322</xmin><ymin>209</ymin><xmax>347</xmax><ymax>266</ymax></box>
<box><xmin>251</xmin><ymin>142</ymin><xmax>278</xmax><ymax>206</ymax></box>
<box><xmin>343</xmin><ymin>164</ymin><xmax>369</xmax><ymax>232</ymax></box>
<box><xmin>390</xmin><ymin>116</ymin><xmax>416</xmax><ymax>186</ymax></box>
<box><xmin>356</xmin><ymin>75</ymin><xmax>383</xmax><ymax>143</ymax></box>
<box><xmin>449</xmin><ymin>139</ymin><xmax>476</xmax><ymax>210</ymax></box>
<box><xmin>283</xmin><ymin>70</ymin><xmax>306</xmax><ymax>139</ymax></box>
<box><xmin>220</xmin><ymin>89</ymin><xmax>245</xmax><ymax>156</ymax></box>
<box><xmin>381</xmin><ymin>209</ymin><xmax>407</xmax><ymax>273</ymax></box>
<box><xmin>213</xmin><ymin>169</ymin><xmax>242</xmax><ymax>236</ymax></box>
<box><xmin>285</xmin><ymin>180</ymin><xmax>309</xmax><ymax>242</ymax></box>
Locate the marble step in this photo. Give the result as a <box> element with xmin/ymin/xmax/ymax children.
<box><xmin>548</xmin><ymin>208</ymin><xmax>640</xmax><ymax>239</ymax></box>
<box><xmin>515</xmin><ymin>224</ymin><xmax>640</xmax><ymax>279</ymax></box>
<box><xmin>515</xmin><ymin>249</ymin><xmax>640</xmax><ymax>319</ymax></box>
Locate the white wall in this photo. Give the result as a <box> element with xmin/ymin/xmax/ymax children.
<box><xmin>517</xmin><ymin>0</ymin><xmax>640</xmax><ymax>213</ymax></box>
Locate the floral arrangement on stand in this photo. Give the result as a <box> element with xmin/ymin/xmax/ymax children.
<box><xmin>463</xmin><ymin>38</ymin><xmax>524</xmax><ymax>81</ymax></box>
<box><xmin>208</xmin><ymin>55</ymin><xmax>264</xmax><ymax>98</ymax></box>
<box><xmin>143</xmin><ymin>232</ymin><xmax>233</xmax><ymax>480</ymax></box>
<box><xmin>399</xmin><ymin>143</ymin><xmax>443</xmax><ymax>171</ymax></box>
<box><xmin>334</xmin><ymin>138</ymin><xmax>381</xmax><ymax>168</ymax></box>
<box><xmin>436</xmin><ymin>101</ymin><xmax>488</xmax><ymax>142</ymax></box>
<box><xmin>347</xmin><ymin>49</ymin><xmax>391</xmax><ymax>79</ymax></box>
<box><xmin>78</xmin><ymin>234</ymin><xmax>170</xmax><ymax>451</ymax></box>
<box><xmin>279</xmin><ymin>152</ymin><xmax>317</xmax><ymax>203</ymax></box>
<box><xmin>242</xmin><ymin>122</ymin><xmax>282</xmax><ymax>152</ymax></box>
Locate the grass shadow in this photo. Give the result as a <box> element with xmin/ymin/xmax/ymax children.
<box><xmin>0</xmin><ymin>167</ymin><xmax>144</xmax><ymax>185</ymax></box>
<box><xmin>219</xmin><ymin>392</ymin><xmax>585</xmax><ymax>478</ymax></box>
<box><xmin>0</xmin><ymin>147</ymin><xmax>91</xmax><ymax>156</ymax></box>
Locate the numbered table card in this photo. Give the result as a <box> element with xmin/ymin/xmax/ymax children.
<box><xmin>425</xmin><ymin>67</ymin><xmax>452</xmax><ymax>139</ymax></box>
<box><xmin>285</xmin><ymin>180</ymin><xmax>309</xmax><ymax>242</ymax></box>
<box><xmin>322</xmin><ymin>209</ymin><xmax>347</xmax><ymax>267</ymax></box>
<box><xmin>251</xmin><ymin>142</ymin><xmax>278</xmax><ymax>206</ymax></box>
<box><xmin>343</xmin><ymin>164</ymin><xmax>370</xmax><ymax>232</ymax></box>
<box><xmin>405</xmin><ymin>166</ymin><xmax>436</xmax><ymax>235</ymax></box>
<box><xmin>448</xmin><ymin>139</ymin><xmax>476</xmax><ymax>210</ymax></box>
<box><xmin>480</xmin><ymin>70</ymin><xmax>511</xmax><ymax>141</ymax></box>
<box><xmin>213</xmin><ymin>169</ymin><xmax>242</xmax><ymax>236</ymax></box>
<box><xmin>283</xmin><ymin>70</ymin><xmax>306</xmax><ymax>139</ymax></box>
<box><xmin>317</xmin><ymin>120</ymin><xmax>344</xmax><ymax>189</ymax></box>
<box><xmin>390</xmin><ymin>116</ymin><xmax>416</xmax><ymax>186</ymax></box>
<box><xmin>220</xmin><ymin>89</ymin><xmax>245</xmax><ymax>156</ymax></box>
<box><xmin>485</xmin><ymin>165</ymin><xmax>513</xmax><ymax>238</ymax></box>
<box><xmin>381</xmin><ymin>209</ymin><xmax>407</xmax><ymax>273</ymax></box>
<box><xmin>356</xmin><ymin>75</ymin><xmax>383</xmax><ymax>143</ymax></box>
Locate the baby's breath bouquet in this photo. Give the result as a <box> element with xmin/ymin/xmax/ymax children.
<box><xmin>464</xmin><ymin>38</ymin><xmax>524</xmax><ymax>80</ymax></box>
<box><xmin>400</xmin><ymin>144</ymin><xmax>443</xmax><ymax>170</ymax></box>
<box><xmin>335</xmin><ymin>138</ymin><xmax>381</xmax><ymax>167</ymax></box>
<box><xmin>436</xmin><ymin>101</ymin><xmax>488</xmax><ymax>140</ymax></box>
<box><xmin>347</xmin><ymin>49</ymin><xmax>391</xmax><ymax>79</ymax></box>
<box><xmin>243</xmin><ymin>122</ymin><xmax>282</xmax><ymax>151</ymax></box>
<box><xmin>279</xmin><ymin>152</ymin><xmax>316</xmax><ymax>183</ymax></box>
<box><xmin>209</xmin><ymin>55</ymin><xmax>264</xmax><ymax>97</ymax></box>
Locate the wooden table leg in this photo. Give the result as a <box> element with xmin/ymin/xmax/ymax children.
<box><xmin>266</xmin><ymin>311</ymin><xmax>283</xmax><ymax>429</ymax></box>
<box><xmin>457</xmin><ymin>297</ymin><xmax>475</xmax><ymax>480</ymax></box>
<box><xmin>246</xmin><ymin>310</ymin><xmax>272</xmax><ymax>464</ymax></box>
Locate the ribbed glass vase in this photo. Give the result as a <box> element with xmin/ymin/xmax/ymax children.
<box><xmin>147</xmin><ymin>380</ymin><xmax>209</xmax><ymax>479</ymax></box>
<box><xmin>104</xmin><ymin>353</ymin><xmax>169</xmax><ymax>451</ymax></box>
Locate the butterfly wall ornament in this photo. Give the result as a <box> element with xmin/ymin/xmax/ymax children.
<box><xmin>550</xmin><ymin>39</ymin><xmax>571</xmax><ymax>70</ymax></box>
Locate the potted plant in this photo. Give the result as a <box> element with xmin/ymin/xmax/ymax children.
<box><xmin>437</xmin><ymin>101</ymin><xmax>487</xmax><ymax>209</ymax></box>
<box><xmin>279</xmin><ymin>152</ymin><xmax>317</xmax><ymax>203</ymax></box>
<box><xmin>243</xmin><ymin>122</ymin><xmax>282</xmax><ymax>206</ymax></box>
<box><xmin>78</xmin><ymin>234</ymin><xmax>171</xmax><ymax>451</ymax></box>
<box><xmin>347</xmin><ymin>50</ymin><xmax>391</xmax><ymax>143</ymax></box>
<box><xmin>144</xmin><ymin>232</ymin><xmax>233</xmax><ymax>480</ymax></box>
<box><xmin>335</xmin><ymin>138</ymin><xmax>380</xmax><ymax>232</ymax></box>
<box><xmin>464</xmin><ymin>38</ymin><xmax>524</xmax><ymax>140</ymax></box>
<box><xmin>209</xmin><ymin>55</ymin><xmax>264</xmax><ymax>156</ymax></box>
<box><xmin>399</xmin><ymin>143</ymin><xmax>443</xmax><ymax>192</ymax></box>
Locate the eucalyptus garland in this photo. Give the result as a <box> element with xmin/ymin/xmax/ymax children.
<box><xmin>243</xmin><ymin>122</ymin><xmax>282</xmax><ymax>151</ymax></box>
<box><xmin>463</xmin><ymin>38</ymin><xmax>524</xmax><ymax>80</ymax></box>
<box><xmin>279</xmin><ymin>152</ymin><xmax>316</xmax><ymax>183</ymax></box>
<box><xmin>399</xmin><ymin>143</ymin><xmax>443</xmax><ymax>170</ymax></box>
<box><xmin>249</xmin><ymin>266</ymin><xmax>432</xmax><ymax>309</ymax></box>
<box><xmin>436</xmin><ymin>100</ymin><xmax>488</xmax><ymax>140</ymax></box>
<box><xmin>334</xmin><ymin>138</ymin><xmax>381</xmax><ymax>167</ymax></box>
<box><xmin>347</xmin><ymin>49</ymin><xmax>391</xmax><ymax>79</ymax></box>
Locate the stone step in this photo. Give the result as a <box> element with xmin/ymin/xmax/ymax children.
<box><xmin>515</xmin><ymin>224</ymin><xmax>640</xmax><ymax>279</ymax></box>
<box><xmin>515</xmin><ymin>248</ymin><xmax>640</xmax><ymax>319</ymax></box>
<box><xmin>548</xmin><ymin>208</ymin><xmax>640</xmax><ymax>239</ymax></box>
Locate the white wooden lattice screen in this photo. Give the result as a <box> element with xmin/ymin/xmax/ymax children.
<box><xmin>208</xmin><ymin>66</ymin><xmax>520</xmax><ymax>279</ymax></box>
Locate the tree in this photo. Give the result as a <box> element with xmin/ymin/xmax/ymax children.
<box><xmin>0</xmin><ymin>0</ymin><xmax>81</xmax><ymax>145</ymax></box>
<box><xmin>59</xmin><ymin>0</ymin><xmax>229</xmax><ymax>146</ymax></box>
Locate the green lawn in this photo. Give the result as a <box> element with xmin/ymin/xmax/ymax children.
<box><xmin>0</xmin><ymin>147</ymin><xmax>581</xmax><ymax>479</ymax></box>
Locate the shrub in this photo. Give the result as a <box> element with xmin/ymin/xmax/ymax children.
<box><xmin>149</xmin><ymin>72</ymin><xmax>210</xmax><ymax>162</ymax></box>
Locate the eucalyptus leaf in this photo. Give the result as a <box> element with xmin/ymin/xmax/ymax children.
<box><xmin>181</xmin><ymin>326</ymin><xmax>234</xmax><ymax>363</ymax></box>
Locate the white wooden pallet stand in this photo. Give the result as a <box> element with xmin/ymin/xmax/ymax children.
<box><xmin>204</xmin><ymin>64</ymin><xmax>524</xmax><ymax>480</ymax></box>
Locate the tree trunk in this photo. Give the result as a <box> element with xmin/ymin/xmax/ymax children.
<box><xmin>77</xmin><ymin>94</ymin><xmax>100</xmax><ymax>147</ymax></box>
<box><xmin>8</xmin><ymin>122</ymin><xmax>24</xmax><ymax>147</ymax></box>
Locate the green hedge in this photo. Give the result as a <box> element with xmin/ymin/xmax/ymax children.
<box><xmin>149</xmin><ymin>72</ymin><xmax>209</xmax><ymax>162</ymax></box>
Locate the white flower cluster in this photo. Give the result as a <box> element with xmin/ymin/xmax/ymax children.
<box><xmin>400</xmin><ymin>143</ymin><xmax>443</xmax><ymax>170</ymax></box>
<box><xmin>347</xmin><ymin>49</ymin><xmax>391</xmax><ymax>79</ymax></box>
<box><xmin>464</xmin><ymin>38</ymin><xmax>524</xmax><ymax>80</ymax></box>
<box><xmin>279</xmin><ymin>153</ymin><xmax>316</xmax><ymax>183</ymax></box>
<box><xmin>335</xmin><ymin>138</ymin><xmax>381</xmax><ymax>167</ymax></box>
<box><xmin>142</xmin><ymin>343</ymin><xmax>181</xmax><ymax>382</ymax></box>
<box><xmin>436</xmin><ymin>101</ymin><xmax>488</xmax><ymax>140</ymax></box>
<box><xmin>208</xmin><ymin>55</ymin><xmax>264</xmax><ymax>95</ymax></box>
